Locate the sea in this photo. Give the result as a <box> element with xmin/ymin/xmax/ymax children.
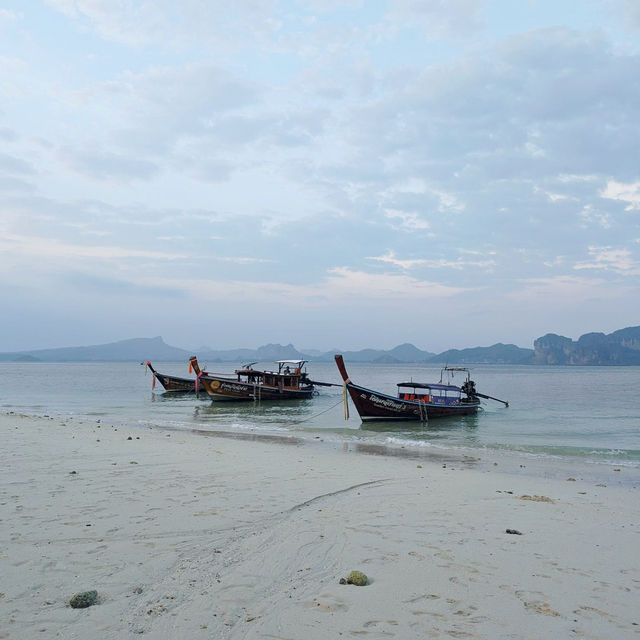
<box><xmin>2</xmin><ymin>360</ymin><xmax>639</xmax><ymax>473</ymax></box>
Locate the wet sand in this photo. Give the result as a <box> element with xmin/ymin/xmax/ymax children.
<box><xmin>1</xmin><ymin>412</ymin><xmax>639</xmax><ymax>639</ymax></box>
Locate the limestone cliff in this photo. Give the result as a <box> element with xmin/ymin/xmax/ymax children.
<box><xmin>533</xmin><ymin>326</ymin><xmax>640</xmax><ymax>365</ymax></box>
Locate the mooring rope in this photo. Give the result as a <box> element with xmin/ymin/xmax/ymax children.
<box><xmin>286</xmin><ymin>396</ymin><xmax>347</xmax><ymax>426</ymax></box>
<box><xmin>343</xmin><ymin>383</ymin><xmax>350</xmax><ymax>420</ymax></box>
<box><xmin>418</xmin><ymin>398</ymin><xmax>428</xmax><ymax>424</ymax></box>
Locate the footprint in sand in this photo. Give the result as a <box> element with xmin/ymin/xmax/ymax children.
<box><xmin>307</xmin><ymin>595</ymin><xmax>349</xmax><ymax>613</ymax></box>
<box><xmin>573</xmin><ymin>605</ymin><xmax>612</xmax><ymax>620</ymax></box>
<box><xmin>404</xmin><ymin>593</ymin><xmax>440</xmax><ymax>604</ymax></box>
<box><xmin>524</xmin><ymin>600</ymin><xmax>560</xmax><ymax>617</ymax></box>
<box><xmin>514</xmin><ymin>590</ymin><xmax>561</xmax><ymax>617</ymax></box>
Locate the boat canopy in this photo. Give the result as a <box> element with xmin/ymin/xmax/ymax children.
<box><xmin>276</xmin><ymin>360</ymin><xmax>307</xmax><ymax>366</ymax></box>
<box><xmin>397</xmin><ymin>382</ymin><xmax>461</xmax><ymax>392</ymax></box>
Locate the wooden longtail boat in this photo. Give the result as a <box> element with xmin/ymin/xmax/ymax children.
<box><xmin>145</xmin><ymin>360</ymin><xmax>206</xmax><ymax>393</ymax></box>
<box><xmin>189</xmin><ymin>357</ymin><xmax>316</xmax><ymax>401</ymax></box>
<box><xmin>335</xmin><ymin>354</ymin><xmax>507</xmax><ymax>421</ymax></box>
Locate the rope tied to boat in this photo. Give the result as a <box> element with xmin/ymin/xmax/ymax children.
<box><xmin>253</xmin><ymin>381</ymin><xmax>262</xmax><ymax>403</ymax></box>
<box><xmin>286</xmin><ymin>396</ymin><xmax>348</xmax><ymax>426</ymax></box>
<box><xmin>418</xmin><ymin>397</ymin><xmax>428</xmax><ymax>424</ymax></box>
<box><xmin>195</xmin><ymin>370</ymin><xmax>205</xmax><ymax>394</ymax></box>
<box><xmin>343</xmin><ymin>383</ymin><xmax>350</xmax><ymax>420</ymax></box>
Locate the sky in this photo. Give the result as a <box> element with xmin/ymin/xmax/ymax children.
<box><xmin>1</xmin><ymin>0</ymin><xmax>639</xmax><ymax>353</ymax></box>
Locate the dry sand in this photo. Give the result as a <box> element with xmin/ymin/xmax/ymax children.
<box><xmin>1</xmin><ymin>412</ymin><xmax>639</xmax><ymax>639</ymax></box>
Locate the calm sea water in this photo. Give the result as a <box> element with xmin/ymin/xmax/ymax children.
<box><xmin>1</xmin><ymin>361</ymin><xmax>639</xmax><ymax>468</ymax></box>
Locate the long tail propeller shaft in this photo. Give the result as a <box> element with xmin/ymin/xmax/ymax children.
<box><xmin>475</xmin><ymin>391</ymin><xmax>509</xmax><ymax>407</ymax></box>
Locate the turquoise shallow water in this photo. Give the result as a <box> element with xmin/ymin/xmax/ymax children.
<box><xmin>1</xmin><ymin>361</ymin><xmax>639</xmax><ymax>468</ymax></box>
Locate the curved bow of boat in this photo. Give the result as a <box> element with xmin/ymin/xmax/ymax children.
<box><xmin>334</xmin><ymin>354</ymin><xmax>352</xmax><ymax>384</ymax></box>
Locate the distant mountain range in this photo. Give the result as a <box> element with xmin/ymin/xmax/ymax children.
<box><xmin>1</xmin><ymin>326</ymin><xmax>639</xmax><ymax>365</ymax></box>
<box><xmin>533</xmin><ymin>326</ymin><xmax>640</xmax><ymax>365</ymax></box>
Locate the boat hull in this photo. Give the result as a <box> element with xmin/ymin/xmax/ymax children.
<box><xmin>346</xmin><ymin>383</ymin><xmax>480</xmax><ymax>421</ymax></box>
<box><xmin>154</xmin><ymin>373</ymin><xmax>200</xmax><ymax>393</ymax></box>
<box><xmin>146</xmin><ymin>361</ymin><xmax>204</xmax><ymax>393</ymax></box>
<box><xmin>199</xmin><ymin>375</ymin><xmax>314</xmax><ymax>401</ymax></box>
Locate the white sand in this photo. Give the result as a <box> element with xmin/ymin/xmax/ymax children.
<box><xmin>1</xmin><ymin>412</ymin><xmax>639</xmax><ymax>639</ymax></box>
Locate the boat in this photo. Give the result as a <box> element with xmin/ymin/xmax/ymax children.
<box><xmin>145</xmin><ymin>360</ymin><xmax>206</xmax><ymax>393</ymax></box>
<box><xmin>334</xmin><ymin>354</ymin><xmax>508</xmax><ymax>421</ymax></box>
<box><xmin>188</xmin><ymin>357</ymin><xmax>316</xmax><ymax>401</ymax></box>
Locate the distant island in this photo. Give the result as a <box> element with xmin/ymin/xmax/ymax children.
<box><xmin>1</xmin><ymin>326</ymin><xmax>640</xmax><ymax>365</ymax></box>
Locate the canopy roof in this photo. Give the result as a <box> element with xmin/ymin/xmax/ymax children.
<box><xmin>276</xmin><ymin>360</ymin><xmax>307</xmax><ymax>365</ymax></box>
<box><xmin>397</xmin><ymin>382</ymin><xmax>461</xmax><ymax>391</ymax></box>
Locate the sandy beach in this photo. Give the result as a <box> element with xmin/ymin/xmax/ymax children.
<box><xmin>1</xmin><ymin>412</ymin><xmax>639</xmax><ymax>639</ymax></box>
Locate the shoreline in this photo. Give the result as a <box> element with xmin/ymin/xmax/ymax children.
<box><xmin>7</xmin><ymin>403</ymin><xmax>640</xmax><ymax>480</ymax></box>
<box><xmin>189</xmin><ymin>424</ymin><xmax>640</xmax><ymax>488</ymax></box>
<box><xmin>2</xmin><ymin>412</ymin><xmax>639</xmax><ymax>638</ymax></box>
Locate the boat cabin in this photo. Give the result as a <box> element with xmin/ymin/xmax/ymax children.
<box><xmin>234</xmin><ymin>360</ymin><xmax>309</xmax><ymax>390</ymax></box>
<box><xmin>396</xmin><ymin>381</ymin><xmax>465</xmax><ymax>405</ymax></box>
<box><xmin>396</xmin><ymin>367</ymin><xmax>476</xmax><ymax>406</ymax></box>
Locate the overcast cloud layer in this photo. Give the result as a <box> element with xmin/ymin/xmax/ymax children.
<box><xmin>1</xmin><ymin>1</ymin><xmax>639</xmax><ymax>352</ymax></box>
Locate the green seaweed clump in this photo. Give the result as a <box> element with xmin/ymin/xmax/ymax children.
<box><xmin>346</xmin><ymin>570</ymin><xmax>368</xmax><ymax>586</ymax></box>
<box><xmin>69</xmin><ymin>590</ymin><xmax>98</xmax><ymax>609</ymax></box>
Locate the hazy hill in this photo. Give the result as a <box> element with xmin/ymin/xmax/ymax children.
<box><xmin>312</xmin><ymin>343</ymin><xmax>436</xmax><ymax>363</ymax></box>
<box><xmin>198</xmin><ymin>343</ymin><xmax>306</xmax><ymax>363</ymax></box>
<box><xmin>0</xmin><ymin>336</ymin><xmax>190</xmax><ymax>362</ymax></box>
<box><xmin>428</xmin><ymin>343</ymin><xmax>534</xmax><ymax>365</ymax></box>
<box><xmin>533</xmin><ymin>326</ymin><xmax>640</xmax><ymax>365</ymax></box>
<box><xmin>1</xmin><ymin>326</ymin><xmax>639</xmax><ymax>364</ymax></box>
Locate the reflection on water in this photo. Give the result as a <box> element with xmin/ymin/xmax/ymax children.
<box><xmin>151</xmin><ymin>391</ymin><xmax>210</xmax><ymax>402</ymax></box>
<box><xmin>351</xmin><ymin>441</ymin><xmax>482</xmax><ymax>468</ymax></box>
<box><xmin>361</xmin><ymin>412</ymin><xmax>481</xmax><ymax>435</ymax></box>
<box><xmin>189</xmin><ymin>426</ymin><xmax>301</xmax><ymax>446</ymax></box>
<box><xmin>1</xmin><ymin>360</ymin><xmax>639</xmax><ymax>467</ymax></box>
<box><xmin>193</xmin><ymin>398</ymin><xmax>318</xmax><ymax>426</ymax></box>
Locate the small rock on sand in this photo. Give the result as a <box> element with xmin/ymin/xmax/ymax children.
<box><xmin>346</xmin><ymin>570</ymin><xmax>368</xmax><ymax>586</ymax></box>
<box><xmin>69</xmin><ymin>590</ymin><xmax>98</xmax><ymax>609</ymax></box>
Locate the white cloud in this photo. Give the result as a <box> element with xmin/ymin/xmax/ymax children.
<box><xmin>0</xmin><ymin>152</ymin><xmax>36</xmax><ymax>175</ymax></box>
<box><xmin>617</xmin><ymin>0</ymin><xmax>640</xmax><ymax>29</ymax></box>
<box><xmin>0</xmin><ymin>233</ymin><xmax>186</xmax><ymax>262</ymax></box>
<box><xmin>387</xmin><ymin>0</ymin><xmax>482</xmax><ymax>38</ymax></box>
<box><xmin>366</xmin><ymin>250</ymin><xmax>428</xmax><ymax>269</ymax></box>
<box><xmin>44</xmin><ymin>0</ymin><xmax>282</xmax><ymax>48</ymax></box>
<box><xmin>323</xmin><ymin>266</ymin><xmax>467</xmax><ymax>299</ymax></box>
<box><xmin>600</xmin><ymin>179</ymin><xmax>640</xmax><ymax>211</ymax></box>
<box><xmin>215</xmin><ymin>256</ymin><xmax>276</xmax><ymax>265</ymax></box>
<box><xmin>579</xmin><ymin>204</ymin><xmax>612</xmax><ymax>229</ymax></box>
<box><xmin>60</xmin><ymin>148</ymin><xmax>159</xmax><ymax>181</ymax></box>
<box><xmin>303</xmin><ymin>0</ymin><xmax>365</xmax><ymax>11</ymax></box>
<box><xmin>367</xmin><ymin>249</ymin><xmax>496</xmax><ymax>271</ymax></box>
<box><xmin>557</xmin><ymin>174</ymin><xmax>598</xmax><ymax>183</ymax></box>
<box><xmin>384</xmin><ymin>208</ymin><xmax>431</xmax><ymax>231</ymax></box>
<box><xmin>0</xmin><ymin>9</ymin><xmax>20</xmax><ymax>21</ymax></box>
<box><xmin>508</xmin><ymin>275</ymin><xmax>622</xmax><ymax>305</ymax></box>
<box><xmin>387</xmin><ymin>177</ymin><xmax>427</xmax><ymax>194</ymax></box>
<box><xmin>573</xmin><ymin>246</ymin><xmax>639</xmax><ymax>274</ymax></box>
<box><xmin>544</xmin><ymin>192</ymin><xmax>569</xmax><ymax>202</ymax></box>
<box><xmin>2</xmin><ymin>2</ymin><xmax>640</xmax><ymax>350</ymax></box>
<box><xmin>70</xmin><ymin>265</ymin><xmax>470</xmax><ymax>307</ymax></box>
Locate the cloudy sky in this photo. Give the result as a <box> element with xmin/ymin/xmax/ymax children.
<box><xmin>1</xmin><ymin>0</ymin><xmax>639</xmax><ymax>353</ymax></box>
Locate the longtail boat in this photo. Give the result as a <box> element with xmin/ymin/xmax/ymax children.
<box><xmin>145</xmin><ymin>360</ymin><xmax>205</xmax><ymax>393</ymax></box>
<box><xmin>335</xmin><ymin>354</ymin><xmax>508</xmax><ymax>421</ymax></box>
<box><xmin>189</xmin><ymin>356</ymin><xmax>316</xmax><ymax>401</ymax></box>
